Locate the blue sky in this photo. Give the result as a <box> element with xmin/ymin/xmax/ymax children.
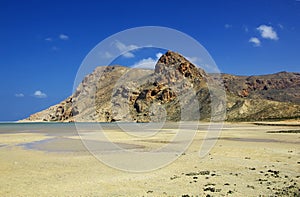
<box><xmin>0</xmin><ymin>0</ymin><xmax>299</xmax><ymax>121</ymax></box>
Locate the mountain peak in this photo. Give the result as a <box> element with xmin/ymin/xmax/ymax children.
<box><xmin>154</xmin><ymin>50</ymin><xmax>207</xmax><ymax>83</ymax></box>
<box><xmin>155</xmin><ymin>51</ymin><xmax>192</xmax><ymax>72</ymax></box>
<box><xmin>156</xmin><ymin>51</ymin><xmax>188</xmax><ymax>66</ymax></box>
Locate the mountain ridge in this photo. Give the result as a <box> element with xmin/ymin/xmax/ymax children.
<box><xmin>21</xmin><ymin>51</ymin><xmax>300</xmax><ymax>122</ymax></box>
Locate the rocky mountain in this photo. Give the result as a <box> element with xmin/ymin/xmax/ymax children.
<box><xmin>22</xmin><ymin>51</ymin><xmax>300</xmax><ymax>122</ymax></box>
<box><xmin>222</xmin><ymin>72</ymin><xmax>300</xmax><ymax>104</ymax></box>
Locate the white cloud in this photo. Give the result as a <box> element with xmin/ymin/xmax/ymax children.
<box><xmin>131</xmin><ymin>53</ymin><xmax>163</xmax><ymax>69</ymax></box>
<box><xmin>257</xmin><ymin>25</ymin><xmax>279</xmax><ymax>40</ymax></box>
<box><xmin>33</xmin><ymin>90</ymin><xmax>47</xmax><ymax>98</ymax></box>
<box><xmin>101</xmin><ymin>41</ymin><xmax>140</xmax><ymax>59</ymax></box>
<box><xmin>131</xmin><ymin>57</ymin><xmax>156</xmax><ymax>69</ymax></box>
<box><xmin>15</xmin><ymin>93</ymin><xmax>24</xmax><ymax>97</ymax></box>
<box><xmin>224</xmin><ymin>24</ymin><xmax>232</xmax><ymax>29</ymax></box>
<box><xmin>155</xmin><ymin>52</ymin><xmax>163</xmax><ymax>59</ymax></box>
<box><xmin>45</xmin><ymin>37</ymin><xmax>52</xmax><ymax>42</ymax></box>
<box><xmin>114</xmin><ymin>40</ymin><xmax>138</xmax><ymax>58</ymax></box>
<box><xmin>59</xmin><ymin>34</ymin><xmax>69</xmax><ymax>40</ymax></box>
<box><xmin>115</xmin><ymin>40</ymin><xmax>137</xmax><ymax>51</ymax></box>
<box><xmin>249</xmin><ymin>37</ymin><xmax>261</xmax><ymax>47</ymax></box>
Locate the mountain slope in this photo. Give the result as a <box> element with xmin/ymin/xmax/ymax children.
<box><xmin>222</xmin><ymin>72</ymin><xmax>300</xmax><ymax>104</ymax></box>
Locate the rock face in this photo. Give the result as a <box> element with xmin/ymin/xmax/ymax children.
<box><xmin>25</xmin><ymin>97</ymin><xmax>78</xmax><ymax>122</ymax></box>
<box><xmin>222</xmin><ymin>72</ymin><xmax>300</xmax><ymax>104</ymax></box>
<box><xmin>22</xmin><ymin>51</ymin><xmax>300</xmax><ymax>122</ymax></box>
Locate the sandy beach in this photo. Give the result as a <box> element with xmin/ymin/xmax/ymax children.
<box><xmin>0</xmin><ymin>122</ymin><xmax>299</xmax><ymax>196</ymax></box>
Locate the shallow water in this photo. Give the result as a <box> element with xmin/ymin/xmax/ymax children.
<box><xmin>1</xmin><ymin>122</ymin><xmax>299</xmax><ymax>153</ymax></box>
<box><xmin>0</xmin><ymin>144</ymin><xmax>6</xmax><ymax>148</ymax></box>
<box><xmin>19</xmin><ymin>137</ymin><xmax>144</xmax><ymax>153</ymax></box>
<box><xmin>0</xmin><ymin>122</ymin><xmax>195</xmax><ymax>153</ymax></box>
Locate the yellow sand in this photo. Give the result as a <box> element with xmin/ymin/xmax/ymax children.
<box><xmin>0</xmin><ymin>123</ymin><xmax>299</xmax><ymax>196</ymax></box>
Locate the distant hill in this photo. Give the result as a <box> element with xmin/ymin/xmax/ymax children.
<box><xmin>222</xmin><ymin>71</ymin><xmax>300</xmax><ymax>104</ymax></box>
<box><xmin>22</xmin><ymin>51</ymin><xmax>300</xmax><ymax>122</ymax></box>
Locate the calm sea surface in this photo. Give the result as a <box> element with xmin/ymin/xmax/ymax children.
<box><xmin>0</xmin><ymin>122</ymin><xmax>130</xmax><ymax>134</ymax></box>
<box><xmin>0</xmin><ymin>122</ymin><xmax>209</xmax><ymax>134</ymax></box>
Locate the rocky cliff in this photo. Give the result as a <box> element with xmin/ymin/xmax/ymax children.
<box><xmin>222</xmin><ymin>72</ymin><xmax>300</xmax><ymax>104</ymax></box>
<box><xmin>22</xmin><ymin>51</ymin><xmax>300</xmax><ymax>122</ymax></box>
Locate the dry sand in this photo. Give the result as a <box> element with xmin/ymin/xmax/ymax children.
<box><xmin>0</xmin><ymin>122</ymin><xmax>299</xmax><ymax>196</ymax></box>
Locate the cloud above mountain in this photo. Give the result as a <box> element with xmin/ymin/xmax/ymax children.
<box><xmin>131</xmin><ymin>53</ymin><xmax>163</xmax><ymax>69</ymax></box>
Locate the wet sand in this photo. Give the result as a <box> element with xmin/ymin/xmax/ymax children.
<box><xmin>0</xmin><ymin>122</ymin><xmax>299</xmax><ymax>196</ymax></box>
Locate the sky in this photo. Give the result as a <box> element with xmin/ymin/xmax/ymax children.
<box><xmin>0</xmin><ymin>0</ymin><xmax>299</xmax><ymax>121</ymax></box>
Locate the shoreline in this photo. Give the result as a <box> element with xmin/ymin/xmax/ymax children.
<box><xmin>8</xmin><ymin>119</ymin><xmax>300</xmax><ymax>127</ymax></box>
